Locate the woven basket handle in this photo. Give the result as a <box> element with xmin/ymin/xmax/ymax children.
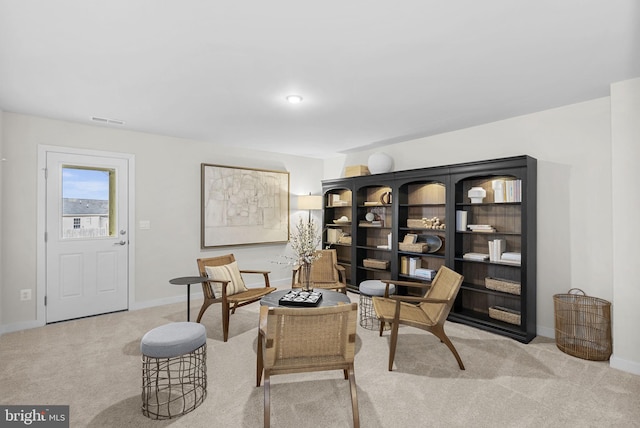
<box><xmin>567</xmin><ymin>288</ymin><xmax>586</xmax><ymax>295</ymax></box>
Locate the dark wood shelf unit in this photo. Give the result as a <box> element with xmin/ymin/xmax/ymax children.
<box><xmin>322</xmin><ymin>155</ymin><xmax>536</xmax><ymax>341</ymax></box>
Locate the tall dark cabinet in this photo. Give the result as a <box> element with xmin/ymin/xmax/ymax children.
<box><xmin>322</xmin><ymin>155</ymin><xmax>536</xmax><ymax>342</ymax></box>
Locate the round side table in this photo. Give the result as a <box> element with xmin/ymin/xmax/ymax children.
<box><xmin>169</xmin><ymin>276</ymin><xmax>209</xmax><ymax>321</ymax></box>
<box><xmin>359</xmin><ymin>280</ymin><xmax>395</xmax><ymax>330</ymax></box>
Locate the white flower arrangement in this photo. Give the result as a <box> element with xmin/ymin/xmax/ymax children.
<box><xmin>288</xmin><ymin>217</ymin><xmax>323</xmax><ymax>266</ymax></box>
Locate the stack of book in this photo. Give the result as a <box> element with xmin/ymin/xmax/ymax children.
<box><xmin>414</xmin><ymin>268</ymin><xmax>436</xmax><ymax>280</ymax></box>
<box><xmin>499</xmin><ymin>252</ymin><xmax>521</xmax><ymax>265</ymax></box>
<box><xmin>463</xmin><ymin>252</ymin><xmax>489</xmax><ymax>261</ymax></box>
<box><xmin>467</xmin><ymin>224</ymin><xmax>496</xmax><ymax>233</ymax></box>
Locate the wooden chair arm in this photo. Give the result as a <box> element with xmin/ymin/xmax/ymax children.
<box><xmin>379</xmin><ymin>279</ymin><xmax>431</xmax><ymax>298</ymax></box>
<box><xmin>239</xmin><ymin>269</ymin><xmax>271</xmax><ymax>275</ymax></box>
<box><xmin>388</xmin><ymin>295</ymin><xmax>449</xmax><ymax>304</ymax></box>
<box><xmin>381</xmin><ymin>279</ymin><xmax>432</xmax><ymax>290</ymax></box>
<box><xmin>239</xmin><ymin>270</ymin><xmax>272</xmax><ymax>287</ymax></box>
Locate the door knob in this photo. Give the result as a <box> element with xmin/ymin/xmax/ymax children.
<box><xmin>114</xmin><ymin>240</ymin><xmax>127</xmax><ymax>246</ymax></box>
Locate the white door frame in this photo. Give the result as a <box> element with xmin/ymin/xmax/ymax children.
<box><xmin>37</xmin><ymin>145</ymin><xmax>136</xmax><ymax>326</ymax></box>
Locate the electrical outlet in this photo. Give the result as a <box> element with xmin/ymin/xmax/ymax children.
<box><xmin>20</xmin><ymin>289</ymin><xmax>32</xmax><ymax>301</ymax></box>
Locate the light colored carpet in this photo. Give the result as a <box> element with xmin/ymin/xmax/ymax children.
<box><xmin>1</xmin><ymin>291</ymin><xmax>639</xmax><ymax>427</ymax></box>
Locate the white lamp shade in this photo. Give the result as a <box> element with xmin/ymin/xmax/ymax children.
<box><xmin>297</xmin><ymin>195</ymin><xmax>323</xmax><ymax>210</ymax></box>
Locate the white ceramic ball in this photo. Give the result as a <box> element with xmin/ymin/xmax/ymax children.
<box><xmin>368</xmin><ymin>152</ymin><xmax>393</xmax><ymax>174</ymax></box>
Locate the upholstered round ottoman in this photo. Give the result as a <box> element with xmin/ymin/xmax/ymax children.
<box><xmin>140</xmin><ymin>322</ymin><xmax>207</xmax><ymax>419</ymax></box>
<box><xmin>359</xmin><ymin>280</ymin><xmax>396</xmax><ymax>330</ymax></box>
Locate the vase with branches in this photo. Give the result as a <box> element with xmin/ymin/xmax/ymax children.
<box><xmin>289</xmin><ymin>217</ymin><xmax>323</xmax><ymax>291</ymax></box>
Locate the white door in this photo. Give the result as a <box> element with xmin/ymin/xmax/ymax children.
<box><xmin>45</xmin><ymin>151</ymin><xmax>129</xmax><ymax>323</ymax></box>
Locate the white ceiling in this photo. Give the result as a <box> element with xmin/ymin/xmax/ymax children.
<box><xmin>1</xmin><ymin>1</ymin><xmax>639</xmax><ymax>158</ymax></box>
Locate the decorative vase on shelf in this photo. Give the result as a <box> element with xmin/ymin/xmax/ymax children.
<box><xmin>300</xmin><ymin>261</ymin><xmax>313</xmax><ymax>292</ymax></box>
<box><xmin>468</xmin><ymin>187</ymin><xmax>486</xmax><ymax>204</ymax></box>
<box><xmin>367</xmin><ymin>152</ymin><xmax>393</xmax><ymax>174</ymax></box>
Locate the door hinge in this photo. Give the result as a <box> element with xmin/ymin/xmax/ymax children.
<box><xmin>44</xmin><ymin>231</ymin><xmax>48</xmax><ymax>243</ymax></box>
<box><xmin>43</xmin><ymin>167</ymin><xmax>48</xmax><ymax>179</ymax></box>
<box><xmin>44</xmin><ymin>295</ymin><xmax>47</xmax><ymax>306</ymax></box>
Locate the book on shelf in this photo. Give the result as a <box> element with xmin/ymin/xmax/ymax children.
<box><xmin>456</xmin><ymin>210</ymin><xmax>468</xmax><ymax>232</ymax></box>
<box><xmin>468</xmin><ymin>224</ymin><xmax>496</xmax><ymax>232</ymax></box>
<box><xmin>414</xmin><ymin>268</ymin><xmax>436</xmax><ymax>280</ymax></box>
<box><xmin>499</xmin><ymin>252</ymin><xmax>521</xmax><ymax>265</ymax></box>
<box><xmin>409</xmin><ymin>257</ymin><xmax>422</xmax><ymax>275</ymax></box>
<box><xmin>463</xmin><ymin>252</ymin><xmax>489</xmax><ymax>261</ymax></box>
<box><xmin>501</xmin><ymin>252</ymin><xmax>521</xmax><ymax>261</ymax></box>
<box><xmin>488</xmin><ymin>239</ymin><xmax>506</xmax><ymax>262</ymax></box>
<box><xmin>400</xmin><ymin>256</ymin><xmax>409</xmax><ymax>274</ymax></box>
<box><xmin>492</xmin><ymin>179</ymin><xmax>522</xmax><ymax>203</ymax></box>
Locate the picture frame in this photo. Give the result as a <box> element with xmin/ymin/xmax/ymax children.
<box><xmin>201</xmin><ymin>163</ymin><xmax>290</xmax><ymax>248</ymax></box>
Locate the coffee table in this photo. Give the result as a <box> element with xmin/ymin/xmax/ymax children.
<box><xmin>260</xmin><ymin>289</ymin><xmax>351</xmax><ymax>308</ymax></box>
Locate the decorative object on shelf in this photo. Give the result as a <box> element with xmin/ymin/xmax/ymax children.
<box><xmin>488</xmin><ymin>306</ymin><xmax>521</xmax><ymax>325</ymax></box>
<box><xmin>337</xmin><ymin>234</ymin><xmax>351</xmax><ymax>244</ymax></box>
<box><xmin>367</xmin><ymin>152</ymin><xmax>394</xmax><ymax>174</ymax></box>
<box><xmin>201</xmin><ymin>163</ymin><xmax>289</xmax><ymax>248</ymax></box>
<box><xmin>379</xmin><ymin>191</ymin><xmax>392</xmax><ymax>205</ymax></box>
<box><xmin>424</xmin><ymin>235</ymin><xmax>443</xmax><ymax>253</ymax></box>
<box><xmin>365</xmin><ymin>212</ymin><xmax>375</xmax><ymax>222</ymax></box>
<box><xmin>344</xmin><ymin>165</ymin><xmax>370</xmax><ymax>177</ymax></box>
<box><xmin>406</xmin><ymin>217</ymin><xmax>445</xmax><ymax>230</ymax></box>
<box><xmin>363</xmin><ymin>258</ymin><xmax>389</xmax><ymax>269</ymax></box>
<box><xmin>485</xmin><ymin>277</ymin><xmax>521</xmax><ymax>295</ymax></box>
<box><xmin>333</xmin><ymin>216</ymin><xmax>350</xmax><ymax>224</ymax></box>
<box><xmin>398</xmin><ymin>242</ymin><xmax>428</xmax><ymax>253</ymax></box>
<box><xmin>468</xmin><ymin>186</ymin><xmax>487</xmax><ymax>203</ymax></box>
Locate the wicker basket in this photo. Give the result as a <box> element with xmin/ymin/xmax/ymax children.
<box><xmin>407</xmin><ymin>219</ymin><xmax>427</xmax><ymax>228</ymax></box>
<box><xmin>398</xmin><ymin>242</ymin><xmax>428</xmax><ymax>253</ymax></box>
<box><xmin>485</xmin><ymin>277</ymin><xmax>521</xmax><ymax>295</ymax></box>
<box><xmin>363</xmin><ymin>258</ymin><xmax>389</xmax><ymax>269</ymax></box>
<box><xmin>553</xmin><ymin>288</ymin><xmax>612</xmax><ymax>361</ymax></box>
<box><xmin>488</xmin><ymin>306</ymin><xmax>521</xmax><ymax>325</ymax></box>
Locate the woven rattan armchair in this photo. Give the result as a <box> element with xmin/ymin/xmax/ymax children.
<box><xmin>256</xmin><ymin>303</ymin><xmax>360</xmax><ymax>428</ymax></box>
<box><xmin>372</xmin><ymin>266</ymin><xmax>465</xmax><ymax>371</ymax></box>
<box><xmin>197</xmin><ymin>254</ymin><xmax>275</xmax><ymax>342</ymax></box>
<box><xmin>291</xmin><ymin>249</ymin><xmax>348</xmax><ymax>294</ymax></box>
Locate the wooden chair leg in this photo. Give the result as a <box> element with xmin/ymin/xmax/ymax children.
<box><xmin>379</xmin><ymin>321</ymin><xmax>385</xmax><ymax>336</ymax></box>
<box><xmin>348</xmin><ymin>365</ymin><xmax>360</xmax><ymax>428</ymax></box>
<box><xmin>263</xmin><ymin>372</ymin><xmax>271</xmax><ymax>428</ymax></box>
<box><xmin>222</xmin><ymin>305</ymin><xmax>230</xmax><ymax>342</ymax></box>
<box><xmin>432</xmin><ymin>325</ymin><xmax>465</xmax><ymax>370</ymax></box>
<box><xmin>257</xmin><ymin>332</ymin><xmax>264</xmax><ymax>386</ymax></box>
<box><xmin>196</xmin><ymin>300</ymin><xmax>214</xmax><ymax>323</ymax></box>
<box><xmin>388</xmin><ymin>321</ymin><xmax>399</xmax><ymax>371</ymax></box>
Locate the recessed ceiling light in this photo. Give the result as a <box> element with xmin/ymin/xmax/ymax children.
<box><xmin>286</xmin><ymin>95</ymin><xmax>303</xmax><ymax>104</ymax></box>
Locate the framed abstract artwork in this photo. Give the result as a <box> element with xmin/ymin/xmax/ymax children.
<box><xmin>201</xmin><ymin>163</ymin><xmax>290</xmax><ymax>248</ymax></box>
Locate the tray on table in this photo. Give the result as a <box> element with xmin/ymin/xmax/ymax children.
<box><xmin>278</xmin><ymin>290</ymin><xmax>323</xmax><ymax>307</ymax></box>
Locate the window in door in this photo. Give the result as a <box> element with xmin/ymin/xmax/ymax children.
<box><xmin>61</xmin><ymin>166</ymin><xmax>114</xmax><ymax>238</ymax></box>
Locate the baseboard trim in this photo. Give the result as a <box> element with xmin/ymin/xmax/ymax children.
<box><xmin>610</xmin><ymin>356</ymin><xmax>640</xmax><ymax>376</ymax></box>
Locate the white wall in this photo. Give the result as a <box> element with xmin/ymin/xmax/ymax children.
<box><xmin>611</xmin><ymin>77</ymin><xmax>640</xmax><ymax>374</ymax></box>
<box><xmin>0</xmin><ymin>110</ymin><xmax>4</xmax><ymax>329</ymax></box>
<box><xmin>325</xmin><ymin>92</ymin><xmax>640</xmax><ymax>374</ymax></box>
<box><xmin>0</xmin><ymin>113</ymin><xmax>324</xmax><ymax>329</ymax></box>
